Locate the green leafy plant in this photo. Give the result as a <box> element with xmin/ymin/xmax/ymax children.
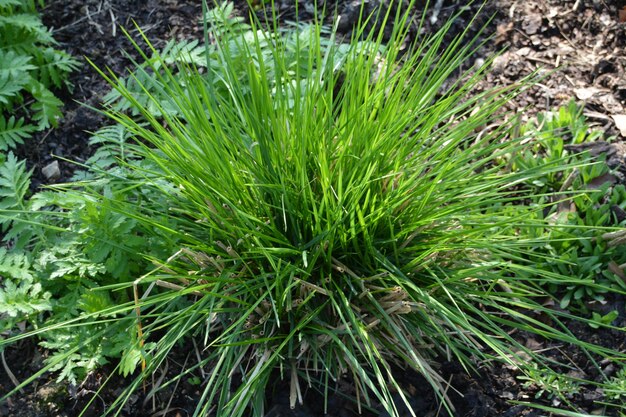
<box><xmin>0</xmin><ymin>142</ymin><xmax>176</xmax><ymax>384</ymax></box>
<box><xmin>502</xmin><ymin>102</ymin><xmax>626</xmax><ymax>312</ymax></box>
<box><xmin>0</xmin><ymin>247</ymin><xmax>51</xmax><ymax>330</ymax></box>
<box><xmin>53</xmin><ymin>3</ymin><xmax>626</xmax><ymax>416</ymax></box>
<box><xmin>604</xmin><ymin>366</ymin><xmax>626</xmax><ymax>403</ymax></box>
<box><xmin>0</xmin><ymin>0</ymin><xmax>79</xmax><ymax>149</ymax></box>
<box><xmin>541</xmin><ymin>183</ymin><xmax>626</xmax><ymax>312</ymax></box>
<box><xmin>518</xmin><ymin>364</ymin><xmax>581</xmax><ymax>403</ymax></box>
<box><xmin>505</xmin><ymin>100</ymin><xmax>605</xmax><ymax>194</ymax></box>
<box><xmin>2</xmin><ymin>2</ymin><xmax>626</xmax><ymax>417</ymax></box>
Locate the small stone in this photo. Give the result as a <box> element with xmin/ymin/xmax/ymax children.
<box><xmin>42</xmin><ymin>160</ymin><xmax>61</xmax><ymax>181</ymax></box>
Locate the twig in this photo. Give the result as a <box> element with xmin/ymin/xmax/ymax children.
<box><xmin>559</xmin><ymin>168</ymin><xmax>579</xmax><ymax>192</ymax></box>
<box><xmin>1</xmin><ymin>349</ymin><xmax>24</xmax><ymax>394</ymax></box>
<box><xmin>155</xmin><ymin>279</ymin><xmax>205</xmax><ymax>297</ymax></box>
<box><xmin>525</xmin><ymin>55</ymin><xmax>558</xmax><ymax>67</ymax></box>
<box><xmin>192</xmin><ymin>338</ymin><xmax>207</xmax><ymax>379</ymax></box>
<box><xmin>109</xmin><ymin>8</ymin><xmax>117</xmax><ymax>37</ymax></box>
<box><xmin>603</xmin><ymin>230</ymin><xmax>626</xmax><ymax>247</ymax></box>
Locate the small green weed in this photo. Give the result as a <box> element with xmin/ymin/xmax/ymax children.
<box><xmin>502</xmin><ymin>101</ymin><xmax>626</xmax><ymax>314</ymax></box>
<box><xmin>518</xmin><ymin>364</ymin><xmax>581</xmax><ymax>403</ymax></box>
<box><xmin>605</xmin><ymin>366</ymin><xmax>626</xmax><ymax>402</ymax></box>
<box><xmin>506</xmin><ymin>100</ymin><xmax>605</xmax><ymax>194</ymax></box>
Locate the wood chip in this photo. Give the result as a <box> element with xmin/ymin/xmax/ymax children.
<box><xmin>611</xmin><ymin>114</ymin><xmax>626</xmax><ymax>137</ymax></box>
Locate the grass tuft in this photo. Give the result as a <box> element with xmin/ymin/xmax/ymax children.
<box><xmin>3</xmin><ymin>2</ymin><xmax>625</xmax><ymax>416</ymax></box>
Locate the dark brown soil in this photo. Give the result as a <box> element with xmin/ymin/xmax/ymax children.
<box><xmin>2</xmin><ymin>0</ymin><xmax>626</xmax><ymax>416</ymax></box>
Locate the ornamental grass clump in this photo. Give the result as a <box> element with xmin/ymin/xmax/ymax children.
<box><xmin>15</xmin><ymin>1</ymin><xmax>623</xmax><ymax>416</ymax></box>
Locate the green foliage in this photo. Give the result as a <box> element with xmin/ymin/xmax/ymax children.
<box><xmin>519</xmin><ymin>364</ymin><xmax>581</xmax><ymax>402</ymax></box>
<box><xmin>0</xmin><ymin>248</ymin><xmax>52</xmax><ymax>329</ymax></box>
<box><xmin>0</xmin><ymin>115</ymin><xmax>37</xmax><ymax>149</ymax></box>
<box><xmin>506</xmin><ymin>100</ymin><xmax>604</xmax><ymax>193</ymax></box>
<box><xmin>104</xmin><ymin>3</ymin><xmax>353</xmax><ymax>118</ymax></box>
<box><xmin>604</xmin><ymin>366</ymin><xmax>626</xmax><ymax>404</ymax></box>
<box><xmin>43</xmin><ymin>3</ymin><xmax>621</xmax><ymax>417</ymax></box>
<box><xmin>501</xmin><ymin>102</ymin><xmax>626</xmax><ymax>313</ymax></box>
<box><xmin>39</xmin><ymin>319</ymin><xmax>134</xmax><ymax>384</ymax></box>
<box><xmin>0</xmin><ymin>3</ymin><xmax>625</xmax><ymax>417</ymax></box>
<box><xmin>541</xmin><ymin>184</ymin><xmax>626</xmax><ymax>311</ymax></box>
<box><xmin>0</xmin><ymin>144</ymin><xmax>175</xmax><ymax>383</ymax></box>
<box><xmin>0</xmin><ymin>0</ymin><xmax>79</xmax><ymax>147</ymax></box>
<box><xmin>0</xmin><ymin>152</ymin><xmax>36</xmax><ymax>248</ymax></box>
<box><xmin>82</xmin><ymin>124</ymin><xmax>136</xmax><ymax>170</ymax></box>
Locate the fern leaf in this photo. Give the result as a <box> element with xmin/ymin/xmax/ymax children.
<box><xmin>0</xmin><ymin>50</ymin><xmax>34</xmax><ymax>104</ymax></box>
<box><xmin>0</xmin><ymin>50</ymin><xmax>36</xmax><ymax>77</ymax></box>
<box><xmin>160</xmin><ymin>39</ymin><xmax>206</xmax><ymax>66</ymax></box>
<box><xmin>29</xmin><ymin>190</ymin><xmax>86</xmax><ymax>211</ymax></box>
<box><xmin>28</xmin><ymin>81</ymin><xmax>63</xmax><ymax>129</ymax></box>
<box><xmin>0</xmin><ymin>0</ymin><xmax>22</xmax><ymax>8</ymax></box>
<box><xmin>0</xmin><ymin>72</ymin><xmax>27</xmax><ymax>105</ymax></box>
<box><xmin>85</xmin><ymin>124</ymin><xmax>133</xmax><ymax>168</ymax></box>
<box><xmin>0</xmin><ymin>248</ymin><xmax>33</xmax><ymax>280</ymax></box>
<box><xmin>36</xmin><ymin>240</ymin><xmax>106</xmax><ymax>280</ymax></box>
<box><xmin>0</xmin><ymin>115</ymin><xmax>36</xmax><ymax>150</ymax></box>
<box><xmin>0</xmin><ymin>13</ymin><xmax>54</xmax><ymax>43</ymax></box>
<box><xmin>0</xmin><ymin>152</ymin><xmax>31</xmax><ymax>210</ymax></box>
<box><xmin>0</xmin><ymin>279</ymin><xmax>51</xmax><ymax>318</ymax></box>
<box><xmin>0</xmin><ymin>248</ymin><xmax>50</xmax><ymax>324</ymax></box>
<box><xmin>0</xmin><ymin>151</ymin><xmax>36</xmax><ymax>248</ymax></box>
<box><xmin>0</xmin><ymin>31</ymin><xmax>41</xmax><ymax>54</ymax></box>
<box><xmin>31</xmin><ymin>47</ymin><xmax>80</xmax><ymax>89</ymax></box>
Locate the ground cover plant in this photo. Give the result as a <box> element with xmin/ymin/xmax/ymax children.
<box><xmin>0</xmin><ymin>0</ymin><xmax>79</xmax><ymax>151</ymax></box>
<box><xmin>500</xmin><ymin>102</ymin><xmax>626</xmax><ymax>311</ymax></box>
<box><xmin>0</xmin><ymin>0</ymin><xmax>78</xmax><ymax>365</ymax></box>
<box><xmin>1</xmin><ymin>1</ymin><xmax>626</xmax><ymax>416</ymax></box>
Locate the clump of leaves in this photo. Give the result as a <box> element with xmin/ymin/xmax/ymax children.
<box><xmin>502</xmin><ymin>101</ymin><xmax>626</xmax><ymax>313</ymax></box>
<box><xmin>0</xmin><ymin>0</ymin><xmax>79</xmax><ymax>149</ymax></box>
<box><xmin>3</xmin><ymin>2</ymin><xmax>626</xmax><ymax>417</ymax></box>
<box><xmin>505</xmin><ymin>100</ymin><xmax>605</xmax><ymax>194</ymax></box>
<box><xmin>603</xmin><ymin>366</ymin><xmax>626</xmax><ymax>407</ymax></box>
<box><xmin>66</xmin><ymin>2</ymin><xmax>626</xmax><ymax>416</ymax></box>
<box><xmin>0</xmin><ymin>137</ymin><xmax>176</xmax><ymax>384</ymax></box>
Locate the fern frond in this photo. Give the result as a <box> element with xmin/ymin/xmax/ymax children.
<box><xmin>160</xmin><ymin>39</ymin><xmax>206</xmax><ymax>66</ymax></box>
<box><xmin>204</xmin><ymin>1</ymin><xmax>250</xmax><ymax>38</ymax></box>
<box><xmin>31</xmin><ymin>47</ymin><xmax>80</xmax><ymax>89</ymax></box>
<box><xmin>0</xmin><ymin>249</ymin><xmax>51</xmax><ymax>322</ymax></box>
<box><xmin>36</xmin><ymin>240</ymin><xmax>106</xmax><ymax>280</ymax></box>
<box><xmin>0</xmin><ymin>248</ymin><xmax>33</xmax><ymax>280</ymax></box>
<box><xmin>0</xmin><ymin>49</ymin><xmax>36</xmax><ymax>76</ymax></box>
<box><xmin>0</xmin><ymin>13</ymin><xmax>54</xmax><ymax>43</ymax></box>
<box><xmin>0</xmin><ymin>30</ymin><xmax>41</xmax><ymax>54</ymax></box>
<box><xmin>28</xmin><ymin>80</ymin><xmax>63</xmax><ymax>129</ymax></box>
<box><xmin>0</xmin><ymin>248</ymin><xmax>50</xmax><ymax>325</ymax></box>
<box><xmin>0</xmin><ymin>50</ymin><xmax>35</xmax><ymax>104</ymax></box>
<box><xmin>0</xmin><ymin>0</ymin><xmax>22</xmax><ymax>9</ymax></box>
<box><xmin>0</xmin><ymin>72</ymin><xmax>27</xmax><ymax>105</ymax></box>
<box><xmin>85</xmin><ymin>124</ymin><xmax>134</xmax><ymax>168</ymax></box>
<box><xmin>0</xmin><ymin>152</ymin><xmax>31</xmax><ymax>212</ymax></box>
<box><xmin>0</xmin><ymin>153</ymin><xmax>40</xmax><ymax>249</ymax></box>
<box><xmin>0</xmin><ymin>115</ymin><xmax>36</xmax><ymax>150</ymax></box>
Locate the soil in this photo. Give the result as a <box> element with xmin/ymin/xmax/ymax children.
<box><xmin>2</xmin><ymin>0</ymin><xmax>626</xmax><ymax>416</ymax></box>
